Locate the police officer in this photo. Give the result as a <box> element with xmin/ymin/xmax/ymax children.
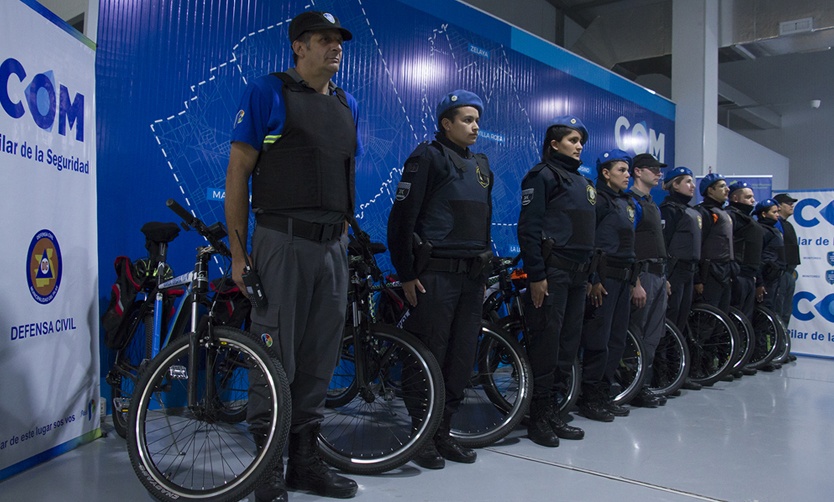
<box><xmin>627</xmin><ymin>154</ymin><xmax>669</xmax><ymax>407</ymax></box>
<box><xmin>695</xmin><ymin>173</ymin><xmax>734</xmax><ymax>313</ymax></box>
<box><xmin>388</xmin><ymin>90</ymin><xmax>491</xmax><ymax>468</ymax></box>
<box><xmin>774</xmin><ymin>193</ymin><xmax>801</xmax><ymax>339</ymax></box>
<box><xmin>755</xmin><ymin>199</ymin><xmax>786</xmax><ymax>312</ymax></box>
<box><xmin>659</xmin><ymin>167</ymin><xmax>703</xmax><ymax>392</ymax></box>
<box><xmin>518</xmin><ymin>115</ymin><xmax>593</xmax><ymax>446</ymax></box>
<box><xmin>578</xmin><ymin>149</ymin><xmax>638</xmax><ymax>422</ymax></box>
<box><xmin>225</xmin><ymin>11</ymin><xmax>360</xmax><ymax>501</ymax></box>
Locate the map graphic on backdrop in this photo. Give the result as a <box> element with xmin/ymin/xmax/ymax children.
<box><xmin>146</xmin><ymin>0</ymin><xmax>672</xmax><ymax>273</ymax></box>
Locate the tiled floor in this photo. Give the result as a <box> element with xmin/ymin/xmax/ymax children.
<box><xmin>3</xmin><ymin>356</ymin><xmax>833</xmax><ymax>501</ymax></box>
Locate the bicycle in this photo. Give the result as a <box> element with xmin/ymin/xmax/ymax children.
<box><xmin>728</xmin><ymin>306</ymin><xmax>756</xmax><ymax>373</ymax></box>
<box><xmin>745</xmin><ymin>304</ymin><xmax>786</xmax><ymax>369</ymax></box>
<box><xmin>685</xmin><ymin>303</ymin><xmax>741</xmax><ymax>386</ymax></box>
<box><xmin>125</xmin><ymin>199</ymin><xmax>291</xmax><ymax>502</ymax></box>
<box><xmin>320</xmin><ymin>225</ymin><xmax>444</xmax><ymax>475</ymax></box>
<box><xmin>647</xmin><ymin>319</ymin><xmax>690</xmax><ymax>396</ymax></box>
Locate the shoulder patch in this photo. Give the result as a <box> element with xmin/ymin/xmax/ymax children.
<box><xmin>587</xmin><ymin>185</ymin><xmax>597</xmax><ymax>205</ymax></box>
<box><xmin>521</xmin><ymin>188</ymin><xmax>534</xmax><ymax>206</ymax></box>
<box><xmin>395</xmin><ymin>181</ymin><xmax>411</xmax><ymax>201</ymax></box>
<box><xmin>406</xmin><ymin>161</ymin><xmax>420</xmax><ymax>173</ymax></box>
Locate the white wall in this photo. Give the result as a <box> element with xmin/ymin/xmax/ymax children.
<box><xmin>717</xmin><ymin>124</ymin><xmax>789</xmax><ymax>190</ymax></box>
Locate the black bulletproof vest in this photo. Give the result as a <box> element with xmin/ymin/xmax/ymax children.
<box><xmin>782</xmin><ymin>219</ymin><xmax>801</xmax><ymax>267</ymax></box>
<box><xmin>630</xmin><ymin>192</ymin><xmax>666</xmax><ymax>260</ymax></box>
<box><xmin>540</xmin><ymin>160</ymin><xmax>596</xmax><ymax>253</ymax></box>
<box><xmin>728</xmin><ymin>204</ymin><xmax>763</xmax><ymax>269</ymax></box>
<box><xmin>699</xmin><ymin>205</ymin><xmax>733</xmax><ymax>261</ymax></box>
<box><xmin>596</xmin><ymin>185</ymin><xmax>636</xmax><ymax>262</ymax></box>
<box><xmin>251</xmin><ymin>72</ymin><xmax>356</xmax><ymax>216</ymax></box>
<box><xmin>662</xmin><ymin>199</ymin><xmax>702</xmax><ymax>262</ymax></box>
<box><xmin>761</xmin><ymin>221</ymin><xmax>786</xmax><ymax>267</ymax></box>
<box><xmin>417</xmin><ymin>142</ymin><xmax>491</xmax><ymax>256</ymax></box>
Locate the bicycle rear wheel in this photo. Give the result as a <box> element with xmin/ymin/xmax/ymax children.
<box><xmin>127</xmin><ymin>326</ymin><xmax>290</xmax><ymax>502</ymax></box>
<box><xmin>728</xmin><ymin>307</ymin><xmax>756</xmax><ymax>372</ymax></box>
<box><xmin>319</xmin><ymin>323</ymin><xmax>444</xmax><ymax>474</ymax></box>
<box><xmin>107</xmin><ymin>300</ymin><xmax>153</xmax><ymax>439</ymax></box>
<box><xmin>686</xmin><ymin>303</ymin><xmax>740</xmax><ymax>386</ymax></box>
<box><xmin>612</xmin><ymin>327</ymin><xmax>647</xmax><ymax>405</ymax></box>
<box><xmin>451</xmin><ymin>321</ymin><xmax>531</xmax><ymax>448</ymax></box>
<box><xmin>746</xmin><ymin>305</ymin><xmax>785</xmax><ymax>369</ymax></box>
<box><xmin>649</xmin><ymin>319</ymin><xmax>690</xmax><ymax>396</ymax></box>
<box><xmin>771</xmin><ymin>315</ymin><xmax>791</xmax><ymax>364</ymax></box>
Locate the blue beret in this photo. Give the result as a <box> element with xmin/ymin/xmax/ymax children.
<box><xmin>437</xmin><ymin>90</ymin><xmax>483</xmax><ymax>120</ymax></box>
<box><xmin>663</xmin><ymin>166</ymin><xmax>693</xmax><ymax>185</ymax></box>
<box><xmin>596</xmin><ymin>148</ymin><xmax>632</xmax><ymax>172</ymax></box>
<box><xmin>699</xmin><ymin>173</ymin><xmax>725</xmax><ymax>196</ymax></box>
<box><xmin>549</xmin><ymin>115</ymin><xmax>588</xmax><ymax>144</ymax></box>
<box><xmin>728</xmin><ymin>181</ymin><xmax>751</xmax><ymax>194</ymax></box>
<box><xmin>754</xmin><ymin>198</ymin><xmax>778</xmax><ymax>215</ymax></box>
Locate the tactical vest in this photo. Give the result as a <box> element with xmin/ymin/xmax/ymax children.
<box><xmin>596</xmin><ymin>186</ymin><xmax>636</xmax><ymax>262</ymax></box>
<box><xmin>781</xmin><ymin>219</ymin><xmax>801</xmax><ymax>267</ymax></box>
<box><xmin>630</xmin><ymin>193</ymin><xmax>666</xmax><ymax>260</ymax></box>
<box><xmin>251</xmin><ymin>72</ymin><xmax>356</xmax><ymax>216</ymax></box>
<box><xmin>700</xmin><ymin>205</ymin><xmax>733</xmax><ymax>262</ymax></box>
<box><xmin>728</xmin><ymin>205</ymin><xmax>763</xmax><ymax>270</ymax></box>
<box><xmin>662</xmin><ymin>199</ymin><xmax>702</xmax><ymax>262</ymax></box>
<box><xmin>539</xmin><ymin>160</ymin><xmax>596</xmax><ymax>253</ymax></box>
<box><xmin>416</xmin><ymin>142</ymin><xmax>491</xmax><ymax>256</ymax></box>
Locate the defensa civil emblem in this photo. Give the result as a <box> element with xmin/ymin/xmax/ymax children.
<box><xmin>827</xmin><ymin>251</ymin><xmax>834</xmax><ymax>266</ymax></box>
<box><xmin>827</xmin><ymin>270</ymin><xmax>834</xmax><ymax>285</ymax></box>
<box><xmin>476</xmin><ymin>165</ymin><xmax>489</xmax><ymax>188</ymax></box>
<box><xmin>586</xmin><ymin>185</ymin><xmax>596</xmax><ymax>205</ymax></box>
<box><xmin>521</xmin><ymin>188</ymin><xmax>534</xmax><ymax>206</ymax></box>
<box><xmin>396</xmin><ymin>181</ymin><xmax>411</xmax><ymax>201</ymax></box>
<box><xmin>27</xmin><ymin>229</ymin><xmax>62</xmax><ymax>304</ymax></box>
<box><xmin>627</xmin><ymin>205</ymin><xmax>635</xmax><ymax>223</ymax></box>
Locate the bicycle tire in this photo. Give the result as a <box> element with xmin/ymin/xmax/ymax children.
<box><xmin>127</xmin><ymin>326</ymin><xmax>290</xmax><ymax>502</ymax></box>
<box><xmin>450</xmin><ymin>321</ymin><xmax>531</xmax><ymax>448</ymax></box>
<box><xmin>728</xmin><ymin>307</ymin><xmax>756</xmax><ymax>372</ymax></box>
<box><xmin>685</xmin><ymin>303</ymin><xmax>740</xmax><ymax>386</ymax></box>
<box><xmin>746</xmin><ymin>305</ymin><xmax>784</xmax><ymax>369</ymax></box>
<box><xmin>496</xmin><ymin>316</ymin><xmax>580</xmax><ymax>414</ymax></box>
<box><xmin>649</xmin><ymin>319</ymin><xmax>690</xmax><ymax>396</ymax></box>
<box><xmin>612</xmin><ymin>327</ymin><xmax>648</xmax><ymax>405</ymax></box>
<box><xmin>772</xmin><ymin>315</ymin><xmax>791</xmax><ymax>364</ymax></box>
<box><xmin>326</xmin><ymin>332</ymin><xmax>360</xmax><ymax>409</ymax></box>
<box><xmin>319</xmin><ymin>323</ymin><xmax>444</xmax><ymax>475</ymax></box>
<box><xmin>108</xmin><ymin>300</ymin><xmax>153</xmax><ymax>439</ymax></box>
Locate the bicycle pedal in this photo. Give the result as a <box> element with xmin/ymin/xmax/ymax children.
<box><xmin>168</xmin><ymin>365</ymin><xmax>188</xmax><ymax>380</ymax></box>
<box><xmin>113</xmin><ymin>397</ymin><xmax>131</xmax><ymax>412</ymax></box>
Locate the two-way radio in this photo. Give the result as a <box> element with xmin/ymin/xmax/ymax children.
<box><xmin>235</xmin><ymin>230</ymin><xmax>267</xmax><ymax>308</ymax></box>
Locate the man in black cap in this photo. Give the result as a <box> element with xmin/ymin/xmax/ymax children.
<box><xmin>627</xmin><ymin>153</ymin><xmax>669</xmax><ymax>407</ymax></box>
<box><xmin>774</xmin><ymin>193</ymin><xmax>801</xmax><ymax>341</ymax></box>
<box><xmin>695</xmin><ymin>174</ymin><xmax>734</xmax><ymax>314</ymax></box>
<box><xmin>388</xmin><ymin>89</ymin><xmax>492</xmax><ymax>466</ymax></box>
<box><xmin>225</xmin><ymin>10</ymin><xmax>360</xmax><ymax>501</ymax></box>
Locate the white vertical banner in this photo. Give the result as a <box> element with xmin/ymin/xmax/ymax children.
<box><xmin>0</xmin><ymin>0</ymin><xmax>100</xmax><ymax>479</ymax></box>
<box><xmin>781</xmin><ymin>189</ymin><xmax>834</xmax><ymax>358</ymax></box>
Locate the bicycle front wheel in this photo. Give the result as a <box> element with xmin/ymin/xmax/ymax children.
<box><xmin>319</xmin><ymin>323</ymin><xmax>444</xmax><ymax>474</ymax></box>
<box><xmin>612</xmin><ymin>327</ymin><xmax>647</xmax><ymax>405</ymax></box>
<box><xmin>746</xmin><ymin>305</ymin><xmax>785</xmax><ymax>369</ymax></box>
<box><xmin>728</xmin><ymin>307</ymin><xmax>756</xmax><ymax>372</ymax></box>
<box><xmin>649</xmin><ymin>319</ymin><xmax>690</xmax><ymax>396</ymax></box>
<box><xmin>686</xmin><ymin>303</ymin><xmax>740</xmax><ymax>386</ymax></box>
<box><xmin>127</xmin><ymin>326</ymin><xmax>290</xmax><ymax>502</ymax></box>
<box><xmin>451</xmin><ymin>321</ymin><xmax>531</xmax><ymax>448</ymax></box>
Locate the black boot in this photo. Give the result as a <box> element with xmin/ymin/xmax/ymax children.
<box><xmin>545</xmin><ymin>399</ymin><xmax>584</xmax><ymax>440</ymax></box>
<box><xmin>411</xmin><ymin>419</ymin><xmax>444</xmax><ymax>469</ymax></box>
<box><xmin>578</xmin><ymin>383</ymin><xmax>614</xmax><ymax>422</ymax></box>
<box><xmin>252</xmin><ymin>432</ymin><xmax>287</xmax><ymax>502</ymax></box>
<box><xmin>286</xmin><ymin>424</ymin><xmax>358</xmax><ymax>499</ymax></box>
<box><xmin>527</xmin><ymin>398</ymin><xmax>559</xmax><ymax>447</ymax></box>
<box><xmin>434</xmin><ymin>423</ymin><xmax>477</xmax><ymax>464</ymax></box>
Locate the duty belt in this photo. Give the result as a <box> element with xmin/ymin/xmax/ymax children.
<box><xmin>256</xmin><ymin>214</ymin><xmax>343</xmax><ymax>242</ymax></box>
<box><xmin>603</xmin><ymin>264</ymin><xmax>633</xmax><ymax>282</ymax></box>
<box><xmin>545</xmin><ymin>254</ymin><xmax>590</xmax><ymax>273</ymax></box>
<box><xmin>673</xmin><ymin>260</ymin><xmax>699</xmax><ymax>273</ymax></box>
<box><xmin>640</xmin><ymin>259</ymin><xmax>666</xmax><ymax>276</ymax></box>
<box><xmin>426</xmin><ymin>256</ymin><xmax>477</xmax><ymax>274</ymax></box>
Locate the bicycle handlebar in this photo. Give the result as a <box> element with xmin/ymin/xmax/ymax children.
<box><xmin>166</xmin><ymin>199</ymin><xmax>232</xmax><ymax>258</ymax></box>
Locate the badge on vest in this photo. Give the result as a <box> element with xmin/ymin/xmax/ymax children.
<box><xmin>521</xmin><ymin>188</ymin><xmax>534</xmax><ymax>206</ymax></box>
<box><xmin>586</xmin><ymin>185</ymin><xmax>597</xmax><ymax>205</ymax></box>
<box><xmin>476</xmin><ymin>165</ymin><xmax>489</xmax><ymax>188</ymax></box>
<box><xmin>396</xmin><ymin>181</ymin><xmax>411</xmax><ymax>201</ymax></box>
<box><xmin>697</xmin><ymin>215</ymin><xmax>703</xmax><ymax>229</ymax></box>
<box><xmin>627</xmin><ymin>205</ymin><xmax>635</xmax><ymax>223</ymax></box>
<box><xmin>406</xmin><ymin>161</ymin><xmax>420</xmax><ymax>173</ymax></box>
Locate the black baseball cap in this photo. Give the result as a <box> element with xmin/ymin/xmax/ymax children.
<box><xmin>774</xmin><ymin>193</ymin><xmax>798</xmax><ymax>204</ymax></box>
<box><xmin>289</xmin><ymin>11</ymin><xmax>352</xmax><ymax>42</ymax></box>
<box><xmin>632</xmin><ymin>153</ymin><xmax>667</xmax><ymax>170</ymax></box>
